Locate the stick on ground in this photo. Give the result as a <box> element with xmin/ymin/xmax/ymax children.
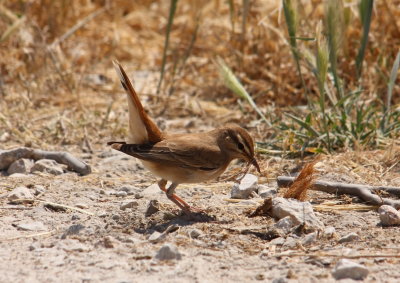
<box><xmin>0</xmin><ymin>147</ymin><xmax>91</xmax><ymax>175</ymax></box>
<box><xmin>277</xmin><ymin>176</ymin><xmax>400</xmax><ymax>209</ymax></box>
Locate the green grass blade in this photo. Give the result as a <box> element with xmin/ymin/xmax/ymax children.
<box><xmin>356</xmin><ymin>0</ymin><xmax>373</xmax><ymax>79</ymax></box>
<box><xmin>216</xmin><ymin>58</ymin><xmax>271</xmax><ymax>126</ymax></box>
<box><xmin>387</xmin><ymin>51</ymin><xmax>400</xmax><ymax>110</ymax></box>
<box><xmin>157</xmin><ymin>0</ymin><xmax>179</xmax><ymax>94</ymax></box>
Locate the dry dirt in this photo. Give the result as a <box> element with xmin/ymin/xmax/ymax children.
<box><xmin>1</xmin><ymin>143</ymin><xmax>400</xmax><ymax>283</ymax></box>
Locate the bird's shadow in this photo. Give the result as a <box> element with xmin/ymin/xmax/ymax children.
<box><xmin>133</xmin><ymin>211</ymin><xmax>217</xmax><ymax>235</ymax></box>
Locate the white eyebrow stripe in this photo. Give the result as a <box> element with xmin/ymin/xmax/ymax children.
<box><xmin>236</xmin><ymin>134</ymin><xmax>252</xmax><ymax>157</ymax></box>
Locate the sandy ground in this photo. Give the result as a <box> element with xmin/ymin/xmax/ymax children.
<box><xmin>1</xmin><ymin>146</ymin><xmax>400</xmax><ymax>283</ymax></box>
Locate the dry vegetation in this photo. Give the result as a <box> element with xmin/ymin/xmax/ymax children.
<box><xmin>1</xmin><ymin>0</ymin><xmax>399</xmax><ymax>152</ymax></box>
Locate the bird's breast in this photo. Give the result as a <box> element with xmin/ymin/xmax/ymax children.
<box><xmin>141</xmin><ymin>160</ymin><xmax>229</xmax><ymax>184</ymax></box>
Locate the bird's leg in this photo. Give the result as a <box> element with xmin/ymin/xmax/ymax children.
<box><xmin>157</xmin><ymin>180</ymin><xmax>191</xmax><ymax>213</ymax></box>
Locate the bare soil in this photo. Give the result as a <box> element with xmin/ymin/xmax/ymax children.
<box><xmin>1</xmin><ymin>142</ymin><xmax>400</xmax><ymax>283</ymax></box>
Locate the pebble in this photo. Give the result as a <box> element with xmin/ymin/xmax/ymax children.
<box><xmin>189</xmin><ymin>228</ymin><xmax>203</xmax><ymax>239</ymax></box>
<box><xmin>154</xmin><ymin>244</ymin><xmax>182</xmax><ymax>260</ymax></box>
<box><xmin>282</xmin><ymin>236</ymin><xmax>298</xmax><ymax>249</ymax></box>
<box><xmin>135</xmin><ymin>193</ymin><xmax>144</xmax><ymax>199</ymax></box>
<box><xmin>104</xmin><ymin>236</ymin><xmax>117</xmax><ymax>248</ymax></box>
<box><xmin>8</xmin><ymin>173</ymin><xmax>30</xmax><ymax>178</ymax></box>
<box><xmin>302</xmin><ymin>232</ymin><xmax>318</xmax><ymax>245</ymax></box>
<box><xmin>16</xmin><ymin>221</ymin><xmax>47</xmax><ymax>231</ymax></box>
<box><xmin>332</xmin><ymin>259</ymin><xmax>369</xmax><ymax>280</ymax></box>
<box><xmin>120</xmin><ymin>201</ymin><xmax>139</xmax><ymax>210</ymax></box>
<box><xmin>7</xmin><ymin>158</ymin><xmax>34</xmax><ymax>175</ymax></box>
<box><xmin>338</xmin><ymin>232</ymin><xmax>359</xmax><ymax>243</ymax></box>
<box><xmin>378</xmin><ymin>205</ymin><xmax>400</xmax><ymax>226</ymax></box>
<box><xmin>148</xmin><ymin>231</ymin><xmax>165</xmax><ymax>243</ymax></box>
<box><xmin>61</xmin><ymin>224</ymin><xmax>85</xmax><ymax>239</ymax></box>
<box><xmin>269</xmin><ymin>237</ymin><xmax>285</xmax><ymax>246</ymax></box>
<box><xmin>258</xmin><ymin>185</ymin><xmax>277</xmax><ymax>199</ymax></box>
<box><xmin>115</xmin><ymin>191</ymin><xmax>128</xmax><ymax>197</ymax></box>
<box><xmin>31</xmin><ymin>159</ymin><xmax>64</xmax><ymax>175</ymax></box>
<box><xmin>271</xmin><ymin>197</ymin><xmax>324</xmax><ymax>232</ymax></box>
<box><xmin>323</xmin><ymin>226</ymin><xmax>336</xmax><ymax>238</ymax></box>
<box><xmin>274</xmin><ymin>216</ymin><xmax>295</xmax><ymax>234</ymax></box>
<box><xmin>145</xmin><ymin>200</ymin><xmax>160</xmax><ymax>217</ymax></box>
<box><xmin>8</xmin><ymin>186</ymin><xmax>34</xmax><ymax>201</ymax></box>
<box><xmin>33</xmin><ymin>185</ymin><xmax>46</xmax><ymax>195</ymax></box>
<box><xmin>118</xmin><ymin>185</ymin><xmax>138</xmax><ymax>195</ymax></box>
<box><xmin>230</xmin><ymin>174</ymin><xmax>258</xmax><ymax>199</ymax></box>
<box><xmin>57</xmin><ymin>239</ymin><xmax>90</xmax><ymax>252</ymax></box>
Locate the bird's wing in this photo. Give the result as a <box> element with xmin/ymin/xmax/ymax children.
<box><xmin>109</xmin><ymin>141</ymin><xmax>225</xmax><ymax>171</ymax></box>
<box><xmin>113</xmin><ymin>61</ymin><xmax>163</xmax><ymax>144</ymax></box>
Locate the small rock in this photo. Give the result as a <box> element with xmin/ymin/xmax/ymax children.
<box><xmin>119</xmin><ymin>185</ymin><xmax>137</xmax><ymax>195</ymax></box>
<box><xmin>272</xmin><ymin>278</ymin><xmax>288</xmax><ymax>283</ymax></box>
<box><xmin>61</xmin><ymin>224</ymin><xmax>85</xmax><ymax>239</ymax></box>
<box><xmin>230</xmin><ymin>174</ymin><xmax>258</xmax><ymax>199</ymax></box>
<box><xmin>115</xmin><ymin>191</ymin><xmax>127</xmax><ymax>197</ymax></box>
<box><xmin>271</xmin><ymin>197</ymin><xmax>324</xmax><ymax>232</ymax></box>
<box><xmin>58</xmin><ymin>239</ymin><xmax>90</xmax><ymax>252</ymax></box>
<box><xmin>75</xmin><ymin>203</ymin><xmax>88</xmax><ymax>209</ymax></box>
<box><xmin>142</xmin><ymin>184</ymin><xmax>162</xmax><ymax>197</ymax></box>
<box><xmin>112</xmin><ymin>214</ymin><xmax>120</xmax><ymax>221</ymax></box>
<box><xmin>332</xmin><ymin>259</ymin><xmax>369</xmax><ymax>280</ymax></box>
<box><xmin>8</xmin><ymin>173</ymin><xmax>30</xmax><ymax>178</ymax></box>
<box><xmin>7</xmin><ymin>158</ymin><xmax>34</xmax><ymax>175</ymax></box>
<box><xmin>154</xmin><ymin>244</ymin><xmax>182</xmax><ymax>260</ymax></box>
<box><xmin>269</xmin><ymin>237</ymin><xmax>285</xmax><ymax>246</ymax></box>
<box><xmin>8</xmin><ymin>186</ymin><xmax>34</xmax><ymax>201</ymax></box>
<box><xmin>378</xmin><ymin>205</ymin><xmax>400</xmax><ymax>226</ymax></box>
<box><xmin>323</xmin><ymin>226</ymin><xmax>336</xmax><ymax>238</ymax></box>
<box><xmin>148</xmin><ymin>231</ymin><xmax>164</xmax><ymax>243</ymax></box>
<box><xmin>120</xmin><ymin>201</ymin><xmax>139</xmax><ymax>210</ymax></box>
<box><xmin>135</xmin><ymin>193</ymin><xmax>143</xmax><ymax>199</ymax></box>
<box><xmin>15</xmin><ymin>221</ymin><xmax>47</xmax><ymax>231</ymax></box>
<box><xmin>99</xmin><ymin>189</ymin><xmax>106</xmax><ymax>195</ymax></box>
<box><xmin>338</xmin><ymin>232</ymin><xmax>359</xmax><ymax>243</ymax></box>
<box><xmin>255</xmin><ymin>273</ymin><xmax>265</xmax><ymax>281</ymax></box>
<box><xmin>33</xmin><ymin>185</ymin><xmax>46</xmax><ymax>195</ymax></box>
<box><xmin>145</xmin><ymin>200</ymin><xmax>160</xmax><ymax>217</ymax></box>
<box><xmin>282</xmin><ymin>236</ymin><xmax>298</xmax><ymax>249</ymax></box>
<box><xmin>274</xmin><ymin>216</ymin><xmax>295</xmax><ymax>234</ymax></box>
<box><xmin>302</xmin><ymin>232</ymin><xmax>318</xmax><ymax>245</ymax></box>
<box><xmin>104</xmin><ymin>236</ymin><xmax>116</xmax><ymax>248</ymax></box>
<box><xmin>258</xmin><ymin>185</ymin><xmax>277</xmax><ymax>199</ymax></box>
<box><xmin>189</xmin><ymin>228</ymin><xmax>203</xmax><ymax>239</ymax></box>
<box><xmin>31</xmin><ymin>159</ymin><xmax>64</xmax><ymax>175</ymax></box>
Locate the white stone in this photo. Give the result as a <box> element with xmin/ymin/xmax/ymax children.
<box><xmin>338</xmin><ymin>232</ymin><xmax>359</xmax><ymax>243</ymax></box>
<box><xmin>378</xmin><ymin>205</ymin><xmax>400</xmax><ymax>226</ymax></box>
<box><xmin>302</xmin><ymin>232</ymin><xmax>318</xmax><ymax>245</ymax></box>
<box><xmin>332</xmin><ymin>259</ymin><xmax>369</xmax><ymax>280</ymax></box>
<box><xmin>323</xmin><ymin>226</ymin><xmax>336</xmax><ymax>238</ymax></box>
<box><xmin>274</xmin><ymin>216</ymin><xmax>295</xmax><ymax>234</ymax></box>
<box><xmin>148</xmin><ymin>231</ymin><xmax>165</xmax><ymax>243</ymax></box>
<box><xmin>7</xmin><ymin>158</ymin><xmax>34</xmax><ymax>175</ymax></box>
<box><xmin>120</xmin><ymin>201</ymin><xmax>139</xmax><ymax>210</ymax></box>
<box><xmin>271</xmin><ymin>197</ymin><xmax>324</xmax><ymax>231</ymax></box>
<box><xmin>31</xmin><ymin>159</ymin><xmax>64</xmax><ymax>175</ymax></box>
<box><xmin>258</xmin><ymin>185</ymin><xmax>277</xmax><ymax>199</ymax></box>
<box><xmin>16</xmin><ymin>221</ymin><xmax>47</xmax><ymax>231</ymax></box>
<box><xmin>154</xmin><ymin>244</ymin><xmax>182</xmax><ymax>260</ymax></box>
<box><xmin>231</xmin><ymin>174</ymin><xmax>258</xmax><ymax>199</ymax></box>
<box><xmin>8</xmin><ymin>186</ymin><xmax>34</xmax><ymax>201</ymax></box>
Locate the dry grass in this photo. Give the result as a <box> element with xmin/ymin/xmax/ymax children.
<box><xmin>0</xmin><ymin>0</ymin><xmax>399</xmax><ymax>150</ymax></box>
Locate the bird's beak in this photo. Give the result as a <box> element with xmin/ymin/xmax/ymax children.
<box><xmin>251</xmin><ymin>158</ymin><xmax>261</xmax><ymax>173</ymax></box>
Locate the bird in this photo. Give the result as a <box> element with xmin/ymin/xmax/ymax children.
<box><xmin>108</xmin><ymin>61</ymin><xmax>261</xmax><ymax>213</ymax></box>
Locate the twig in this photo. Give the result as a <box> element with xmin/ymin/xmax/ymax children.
<box><xmin>272</xmin><ymin>252</ymin><xmax>400</xmax><ymax>259</ymax></box>
<box><xmin>277</xmin><ymin>176</ymin><xmax>400</xmax><ymax>209</ymax></box>
<box><xmin>12</xmin><ymin>199</ymin><xmax>94</xmax><ymax>216</ymax></box>
<box><xmin>0</xmin><ymin>230</ymin><xmax>56</xmax><ymax>242</ymax></box>
<box><xmin>0</xmin><ymin>147</ymin><xmax>91</xmax><ymax>175</ymax></box>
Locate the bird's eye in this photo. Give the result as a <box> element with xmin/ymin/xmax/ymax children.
<box><xmin>237</xmin><ymin>142</ymin><xmax>244</xmax><ymax>150</ymax></box>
